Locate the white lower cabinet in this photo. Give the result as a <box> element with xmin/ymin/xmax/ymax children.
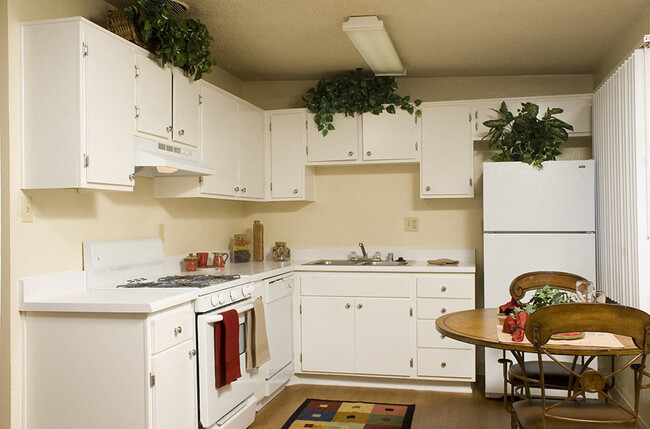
<box><xmin>24</xmin><ymin>303</ymin><xmax>197</xmax><ymax>429</ymax></box>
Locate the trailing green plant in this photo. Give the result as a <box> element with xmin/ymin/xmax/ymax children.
<box><xmin>124</xmin><ymin>0</ymin><xmax>216</xmax><ymax>80</ymax></box>
<box><xmin>483</xmin><ymin>101</ymin><xmax>573</xmax><ymax>168</ymax></box>
<box><xmin>303</xmin><ymin>68</ymin><xmax>422</xmax><ymax>136</ymax></box>
<box><xmin>515</xmin><ymin>285</ymin><xmax>576</xmax><ymax>314</ymax></box>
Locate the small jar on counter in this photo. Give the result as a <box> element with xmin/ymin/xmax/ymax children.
<box><xmin>272</xmin><ymin>242</ymin><xmax>291</xmax><ymax>262</ymax></box>
<box><xmin>183</xmin><ymin>254</ymin><xmax>199</xmax><ymax>271</ymax></box>
<box><xmin>233</xmin><ymin>234</ymin><xmax>251</xmax><ymax>263</ymax></box>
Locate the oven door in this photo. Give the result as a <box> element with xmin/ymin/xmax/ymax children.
<box><xmin>196</xmin><ymin>299</ymin><xmax>260</xmax><ymax>428</ymax></box>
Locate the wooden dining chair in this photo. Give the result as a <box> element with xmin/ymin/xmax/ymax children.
<box><xmin>511</xmin><ymin>303</ymin><xmax>650</xmax><ymax>428</ymax></box>
<box><xmin>499</xmin><ymin>271</ymin><xmax>593</xmax><ymax>413</ymax></box>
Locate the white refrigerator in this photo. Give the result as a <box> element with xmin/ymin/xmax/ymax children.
<box><xmin>482</xmin><ymin>160</ymin><xmax>596</xmax><ymax>397</ymax></box>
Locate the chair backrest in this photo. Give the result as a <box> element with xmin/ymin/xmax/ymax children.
<box><xmin>509</xmin><ymin>271</ymin><xmax>588</xmax><ymax>300</ymax></box>
<box><xmin>524</xmin><ymin>303</ymin><xmax>650</xmax><ymax>426</ymax></box>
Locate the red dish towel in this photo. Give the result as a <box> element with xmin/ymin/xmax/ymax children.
<box><xmin>214</xmin><ymin>309</ymin><xmax>242</xmax><ymax>388</ymax></box>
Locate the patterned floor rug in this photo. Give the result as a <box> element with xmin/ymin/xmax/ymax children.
<box><xmin>281</xmin><ymin>398</ymin><xmax>416</xmax><ymax>428</ymax></box>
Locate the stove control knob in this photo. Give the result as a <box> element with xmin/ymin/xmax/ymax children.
<box><xmin>218</xmin><ymin>293</ymin><xmax>227</xmax><ymax>304</ymax></box>
<box><xmin>243</xmin><ymin>285</ymin><xmax>254</xmax><ymax>296</ymax></box>
<box><xmin>230</xmin><ymin>289</ymin><xmax>241</xmax><ymax>300</ymax></box>
<box><xmin>211</xmin><ymin>295</ymin><xmax>219</xmax><ymax>306</ymax></box>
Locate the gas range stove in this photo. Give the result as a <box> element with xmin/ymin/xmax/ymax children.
<box><xmin>117</xmin><ymin>274</ymin><xmax>242</xmax><ymax>289</ymax></box>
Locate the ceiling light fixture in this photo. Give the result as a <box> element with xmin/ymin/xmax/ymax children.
<box><xmin>342</xmin><ymin>16</ymin><xmax>405</xmax><ymax>76</ymax></box>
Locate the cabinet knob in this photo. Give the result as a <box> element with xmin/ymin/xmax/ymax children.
<box><xmin>293</xmin><ymin>189</ymin><xmax>298</xmax><ymax>194</ymax></box>
<box><xmin>348</xmin><ymin>151</ymin><xmax>354</xmax><ymax>157</ymax></box>
<box><xmin>234</xmin><ymin>187</ymin><xmax>240</xmax><ymax>192</ymax></box>
<box><xmin>440</xmin><ymin>307</ymin><xmax>447</xmax><ymax>314</ymax></box>
<box><xmin>441</xmin><ymin>286</ymin><xmax>447</xmax><ymax>292</ymax></box>
<box><xmin>425</xmin><ymin>186</ymin><xmax>431</xmax><ymax>191</ymax></box>
<box><xmin>166</xmin><ymin>126</ymin><xmax>173</xmax><ymax>133</ymax></box>
<box><xmin>241</xmin><ymin>187</ymin><xmax>246</xmax><ymax>193</ymax></box>
<box><xmin>366</xmin><ymin>151</ymin><xmax>372</xmax><ymax>157</ymax></box>
<box><xmin>441</xmin><ymin>361</ymin><xmax>447</xmax><ymax>368</ymax></box>
<box><xmin>128</xmin><ymin>173</ymin><xmax>135</xmax><ymax>182</ymax></box>
<box><xmin>440</xmin><ymin>334</ymin><xmax>446</xmax><ymax>340</ymax></box>
<box><xmin>178</xmin><ymin>129</ymin><xmax>185</xmax><ymax>136</ymax></box>
<box><xmin>345</xmin><ymin>303</ymin><xmax>351</xmax><ymax>309</ymax></box>
<box><xmin>189</xmin><ymin>349</ymin><xmax>196</xmax><ymax>359</ymax></box>
<box><xmin>357</xmin><ymin>303</ymin><xmax>363</xmax><ymax>309</ymax></box>
<box><xmin>174</xmin><ymin>326</ymin><xmax>183</xmax><ymax>336</ymax></box>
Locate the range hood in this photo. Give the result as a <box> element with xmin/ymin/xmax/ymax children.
<box><xmin>134</xmin><ymin>136</ymin><xmax>216</xmax><ymax>177</ymax></box>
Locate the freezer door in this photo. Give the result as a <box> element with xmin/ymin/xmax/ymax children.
<box><xmin>483</xmin><ymin>232</ymin><xmax>596</xmax><ymax>396</ymax></box>
<box><xmin>483</xmin><ymin>160</ymin><xmax>595</xmax><ymax>232</ymax></box>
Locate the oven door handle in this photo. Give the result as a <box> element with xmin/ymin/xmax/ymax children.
<box><xmin>204</xmin><ymin>303</ymin><xmax>254</xmax><ymax>324</ymax></box>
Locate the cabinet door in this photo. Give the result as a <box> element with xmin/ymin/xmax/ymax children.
<box><xmin>355</xmin><ymin>298</ymin><xmax>411</xmax><ymax>376</ymax></box>
<box><xmin>300</xmin><ymin>296</ymin><xmax>355</xmax><ymax>373</ymax></box>
<box><xmin>151</xmin><ymin>339</ymin><xmax>197</xmax><ymax>429</ymax></box>
<box><xmin>536</xmin><ymin>96</ymin><xmax>592</xmax><ymax>135</ymax></box>
<box><xmin>307</xmin><ymin>113</ymin><xmax>359</xmax><ymax>162</ymax></box>
<box><xmin>200</xmin><ymin>85</ymin><xmax>239</xmax><ymax>197</ymax></box>
<box><xmin>475</xmin><ymin>99</ymin><xmax>525</xmax><ymax>139</ymax></box>
<box><xmin>172</xmin><ymin>69</ymin><xmax>201</xmax><ymax>147</ymax></box>
<box><xmin>270</xmin><ymin>112</ymin><xmax>306</xmax><ymax>199</ymax></box>
<box><xmin>136</xmin><ymin>53</ymin><xmax>172</xmax><ymax>140</ymax></box>
<box><xmin>420</xmin><ymin>105</ymin><xmax>474</xmax><ymax>198</ymax></box>
<box><xmin>238</xmin><ymin>104</ymin><xmax>266</xmax><ymax>199</ymax></box>
<box><xmin>362</xmin><ymin>109</ymin><xmax>419</xmax><ymax>161</ymax></box>
<box><xmin>84</xmin><ymin>25</ymin><xmax>135</xmax><ymax>187</ymax></box>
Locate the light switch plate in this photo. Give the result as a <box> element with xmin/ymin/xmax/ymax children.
<box><xmin>404</xmin><ymin>216</ymin><xmax>419</xmax><ymax>232</ymax></box>
<box><xmin>22</xmin><ymin>195</ymin><xmax>34</xmax><ymax>223</ymax></box>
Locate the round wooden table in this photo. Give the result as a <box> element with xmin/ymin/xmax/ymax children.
<box><xmin>435</xmin><ymin>308</ymin><xmax>640</xmax><ymax>356</ymax></box>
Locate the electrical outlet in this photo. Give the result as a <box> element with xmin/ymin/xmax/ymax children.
<box><xmin>404</xmin><ymin>216</ymin><xmax>419</xmax><ymax>232</ymax></box>
<box><xmin>22</xmin><ymin>195</ymin><xmax>34</xmax><ymax>223</ymax></box>
<box><xmin>158</xmin><ymin>224</ymin><xmax>165</xmax><ymax>242</ymax></box>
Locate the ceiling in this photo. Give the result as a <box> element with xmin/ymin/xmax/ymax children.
<box><xmin>107</xmin><ymin>0</ymin><xmax>650</xmax><ymax>81</ymax></box>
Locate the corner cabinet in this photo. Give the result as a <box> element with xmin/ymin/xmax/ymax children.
<box><xmin>22</xmin><ymin>17</ymin><xmax>136</xmax><ymax>191</ymax></box>
<box><xmin>267</xmin><ymin>110</ymin><xmax>315</xmax><ymax>201</ymax></box>
<box><xmin>23</xmin><ymin>303</ymin><xmax>198</xmax><ymax>429</ymax></box>
<box><xmin>420</xmin><ymin>103</ymin><xmax>475</xmax><ymax>198</ymax></box>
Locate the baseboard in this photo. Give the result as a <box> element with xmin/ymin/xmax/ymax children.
<box><xmin>288</xmin><ymin>374</ymin><xmax>473</xmax><ymax>393</ymax></box>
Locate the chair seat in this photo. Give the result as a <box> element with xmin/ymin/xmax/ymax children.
<box><xmin>510</xmin><ymin>361</ymin><xmax>591</xmax><ymax>388</ymax></box>
<box><xmin>512</xmin><ymin>399</ymin><xmax>635</xmax><ymax>429</ymax></box>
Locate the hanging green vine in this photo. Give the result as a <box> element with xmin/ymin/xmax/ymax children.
<box><xmin>124</xmin><ymin>0</ymin><xmax>216</xmax><ymax>80</ymax></box>
<box><xmin>302</xmin><ymin>68</ymin><xmax>422</xmax><ymax>136</ymax></box>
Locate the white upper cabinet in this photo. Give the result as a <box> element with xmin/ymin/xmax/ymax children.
<box><xmin>268</xmin><ymin>110</ymin><xmax>314</xmax><ymax>200</ymax></box>
<box><xmin>306</xmin><ymin>113</ymin><xmax>360</xmax><ymax>162</ymax></box>
<box><xmin>135</xmin><ymin>54</ymin><xmax>200</xmax><ymax>148</ymax></box>
<box><xmin>22</xmin><ymin>17</ymin><xmax>135</xmax><ymax>191</ymax></box>
<box><xmin>172</xmin><ymin>69</ymin><xmax>200</xmax><ymax>147</ymax></box>
<box><xmin>238</xmin><ymin>104</ymin><xmax>266</xmax><ymax>199</ymax></box>
<box><xmin>135</xmin><ymin>52</ymin><xmax>172</xmax><ymax>140</ymax></box>
<box><xmin>362</xmin><ymin>109</ymin><xmax>420</xmax><ymax>161</ymax></box>
<box><xmin>420</xmin><ymin>104</ymin><xmax>474</xmax><ymax>198</ymax></box>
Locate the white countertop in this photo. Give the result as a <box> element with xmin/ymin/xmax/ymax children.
<box><xmin>20</xmin><ymin>248</ymin><xmax>475</xmax><ymax>314</ymax></box>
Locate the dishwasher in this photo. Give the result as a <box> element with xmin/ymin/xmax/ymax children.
<box><xmin>262</xmin><ymin>274</ymin><xmax>295</xmax><ymax>400</ymax></box>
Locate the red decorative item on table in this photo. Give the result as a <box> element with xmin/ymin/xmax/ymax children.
<box><xmin>184</xmin><ymin>254</ymin><xmax>198</xmax><ymax>271</ymax></box>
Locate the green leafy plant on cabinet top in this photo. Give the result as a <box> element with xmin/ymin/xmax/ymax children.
<box><xmin>303</xmin><ymin>68</ymin><xmax>422</xmax><ymax>136</ymax></box>
<box><xmin>124</xmin><ymin>0</ymin><xmax>216</xmax><ymax>80</ymax></box>
<box><xmin>483</xmin><ymin>101</ymin><xmax>573</xmax><ymax>168</ymax></box>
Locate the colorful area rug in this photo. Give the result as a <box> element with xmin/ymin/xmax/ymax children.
<box><xmin>281</xmin><ymin>398</ymin><xmax>415</xmax><ymax>429</ymax></box>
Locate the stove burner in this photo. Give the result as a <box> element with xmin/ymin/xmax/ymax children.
<box><xmin>117</xmin><ymin>274</ymin><xmax>241</xmax><ymax>289</ymax></box>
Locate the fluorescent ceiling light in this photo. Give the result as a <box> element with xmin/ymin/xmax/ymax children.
<box><xmin>342</xmin><ymin>16</ymin><xmax>405</xmax><ymax>76</ymax></box>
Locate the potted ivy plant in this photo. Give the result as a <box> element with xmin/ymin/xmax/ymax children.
<box><xmin>483</xmin><ymin>101</ymin><xmax>573</xmax><ymax>168</ymax></box>
<box><xmin>302</xmin><ymin>68</ymin><xmax>421</xmax><ymax>136</ymax></box>
<box><xmin>124</xmin><ymin>0</ymin><xmax>216</xmax><ymax>80</ymax></box>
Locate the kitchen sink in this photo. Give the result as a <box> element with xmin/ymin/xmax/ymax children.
<box><xmin>303</xmin><ymin>259</ymin><xmax>414</xmax><ymax>266</ymax></box>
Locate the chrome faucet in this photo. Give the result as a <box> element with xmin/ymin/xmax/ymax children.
<box><xmin>359</xmin><ymin>242</ymin><xmax>368</xmax><ymax>259</ymax></box>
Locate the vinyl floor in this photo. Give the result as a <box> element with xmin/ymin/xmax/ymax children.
<box><xmin>250</xmin><ymin>381</ymin><xmax>510</xmax><ymax>428</ymax></box>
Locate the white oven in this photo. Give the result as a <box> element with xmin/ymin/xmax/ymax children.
<box><xmin>196</xmin><ymin>295</ymin><xmax>261</xmax><ymax>429</ymax></box>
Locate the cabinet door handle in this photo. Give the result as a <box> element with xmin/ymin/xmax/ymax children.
<box><xmin>441</xmin><ymin>361</ymin><xmax>447</xmax><ymax>368</ymax></box>
<box><xmin>425</xmin><ymin>186</ymin><xmax>431</xmax><ymax>192</ymax></box>
<box><xmin>178</xmin><ymin>129</ymin><xmax>185</xmax><ymax>136</ymax></box>
<box><xmin>293</xmin><ymin>189</ymin><xmax>298</xmax><ymax>194</ymax></box>
<box><xmin>166</xmin><ymin>126</ymin><xmax>173</xmax><ymax>133</ymax></box>
<box><xmin>234</xmin><ymin>187</ymin><xmax>240</xmax><ymax>192</ymax></box>
<box><xmin>174</xmin><ymin>326</ymin><xmax>183</xmax><ymax>336</ymax></box>
<box><xmin>440</xmin><ymin>334</ymin><xmax>446</xmax><ymax>340</ymax></box>
<box><xmin>348</xmin><ymin>151</ymin><xmax>354</xmax><ymax>157</ymax></box>
<box><xmin>440</xmin><ymin>307</ymin><xmax>447</xmax><ymax>314</ymax></box>
<box><xmin>357</xmin><ymin>303</ymin><xmax>363</xmax><ymax>309</ymax></box>
<box><xmin>129</xmin><ymin>173</ymin><xmax>135</xmax><ymax>182</ymax></box>
<box><xmin>441</xmin><ymin>286</ymin><xmax>447</xmax><ymax>292</ymax></box>
<box><xmin>241</xmin><ymin>187</ymin><xmax>246</xmax><ymax>193</ymax></box>
<box><xmin>345</xmin><ymin>303</ymin><xmax>351</xmax><ymax>309</ymax></box>
<box><xmin>366</xmin><ymin>151</ymin><xmax>372</xmax><ymax>157</ymax></box>
<box><xmin>189</xmin><ymin>349</ymin><xmax>196</xmax><ymax>359</ymax></box>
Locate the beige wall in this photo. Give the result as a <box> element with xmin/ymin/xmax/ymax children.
<box><xmin>1</xmin><ymin>2</ymin><xmax>247</xmax><ymax>428</ymax></box>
